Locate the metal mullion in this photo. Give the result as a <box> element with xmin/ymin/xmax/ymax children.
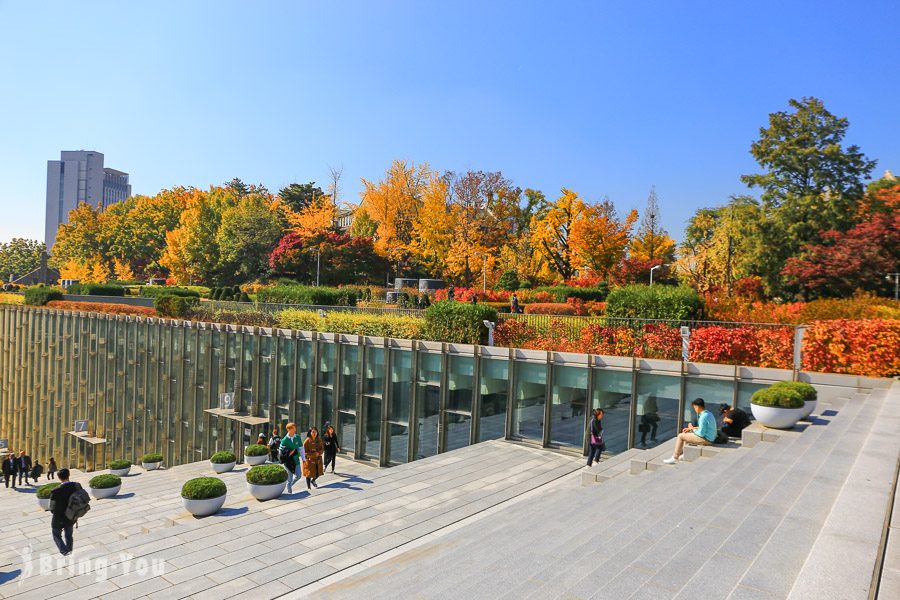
<box><xmin>542</xmin><ymin>352</ymin><xmax>553</xmax><ymax>448</ymax></box>
<box><xmin>504</xmin><ymin>347</ymin><xmax>515</xmax><ymax>440</ymax></box>
<box><xmin>628</xmin><ymin>357</ymin><xmax>638</xmax><ymax>449</ymax></box>
<box><xmin>471</xmin><ymin>347</ymin><xmax>482</xmax><ymax>445</ymax></box>
<box><xmin>380</xmin><ymin>340</ymin><xmax>390</xmax><ymax>467</ymax></box>
<box><xmin>408</xmin><ymin>343</ymin><xmax>420</xmax><ymax>464</ymax></box>
<box><xmin>438</xmin><ymin>344</ymin><xmax>449</xmax><ymax>453</ymax></box>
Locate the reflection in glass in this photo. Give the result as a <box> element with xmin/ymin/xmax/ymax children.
<box><xmin>550</xmin><ymin>365</ymin><xmax>587</xmax><ymax>448</ymax></box>
<box><xmin>338</xmin><ymin>412</ymin><xmax>356</xmax><ymax>457</ymax></box>
<box><xmin>592</xmin><ymin>369</ymin><xmax>632</xmax><ymax>454</ymax></box>
<box><xmin>296</xmin><ymin>341</ymin><xmax>313</xmax><ymax>403</ymax></box>
<box><xmin>445</xmin><ymin>412</ymin><xmax>471</xmax><ymax>452</ymax></box>
<box><xmin>389</xmin><ymin>350</ymin><xmax>412</xmax><ymax>424</ymax></box>
<box><xmin>513</xmin><ymin>361</ymin><xmax>546</xmax><ymax>441</ymax></box>
<box><xmin>479</xmin><ymin>358</ymin><xmax>508</xmax><ymax>442</ymax></box>
<box><xmin>685</xmin><ymin>377</ymin><xmax>733</xmax><ymax>429</ymax></box>
<box><xmin>364</xmin><ymin>396</ymin><xmax>381</xmax><ymax>460</ymax></box>
<box><xmin>737</xmin><ymin>381</ymin><xmax>766</xmax><ymax>419</ymax></box>
<box><xmin>635</xmin><ymin>373</ymin><xmax>680</xmax><ymax>448</ymax></box>
<box><xmin>364</xmin><ymin>347</ymin><xmax>385</xmax><ymax>397</ymax></box>
<box><xmin>340</xmin><ymin>344</ymin><xmax>359</xmax><ymax>411</ymax></box>
<box><xmin>416</xmin><ymin>353</ymin><xmax>442</xmax><ymax>459</ymax></box>
<box><xmin>389</xmin><ymin>422</ymin><xmax>409</xmax><ymax>464</ymax></box>
<box><xmin>447</xmin><ymin>355</ymin><xmax>474</xmax><ymax>413</ymax></box>
<box><xmin>318</xmin><ymin>342</ymin><xmax>336</xmax><ymax>388</ymax></box>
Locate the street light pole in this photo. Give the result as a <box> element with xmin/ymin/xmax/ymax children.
<box><xmin>315</xmin><ymin>248</ymin><xmax>321</xmax><ymax>287</ymax></box>
<box><xmin>888</xmin><ymin>273</ymin><xmax>899</xmax><ymax>301</ymax></box>
<box><xmin>650</xmin><ymin>265</ymin><xmax>661</xmax><ymax>286</ymax></box>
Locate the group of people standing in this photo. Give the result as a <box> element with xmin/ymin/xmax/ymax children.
<box><xmin>263</xmin><ymin>423</ymin><xmax>341</xmax><ymax>494</ymax></box>
<box><xmin>2</xmin><ymin>450</ymin><xmax>57</xmax><ymax>488</ymax></box>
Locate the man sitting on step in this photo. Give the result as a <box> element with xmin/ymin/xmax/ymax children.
<box><xmin>664</xmin><ymin>398</ymin><xmax>717</xmax><ymax>465</ymax></box>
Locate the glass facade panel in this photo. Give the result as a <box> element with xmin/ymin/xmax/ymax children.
<box><xmin>339</xmin><ymin>345</ymin><xmax>359</xmax><ymax>411</ymax></box>
<box><xmin>445</xmin><ymin>413</ymin><xmax>471</xmax><ymax>452</ymax></box>
<box><xmin>276</xmin><ymin>337</ymin><xmax>292</xmax><ymax>407</ymax></box>
<box><xmin>389</xmin><ymin>350</ymin><xmax>412</xmax><ymax>424</ymax></box>
<box><xmin>338</xmin><ymin>412</ymin><xmax>356</xmax><ymax>457</ymax></box>
<box><xmin>318</xmin><ymin>342</ymin><xmax>336</xmax><ymax>388</ymax></box>
<box><xmin>389</xmin><ymin>422</ymin><xmax>409</xmax><ymax>465</ymax></box>
<box><xmin>447</xmin><ymin>355</ymin><xmax>474</xmax><ymax>413</ymax></box>
<box><xmin>635</xmin><ymin>373</ymin><xmax>680</xmax><ymax>448</ymax></box>
<box><xmin>479</xmin><ymin>358</ymin><xmax>508</xmax><ymax>442</ymax></box>
<box><xmin>513</xmin><ymin>361</ymin><xmax>546</xmax><ymax>441</ymax></box>
<box><xmin>550</xmin><ymin>365</ymin><xmax>588</xmax><ymax>448</ymax></box>
<box><xmin>364</xmin><ymin>396</ymin><xmax>381</xmax><ymax>460</ymax></box>
<box><xmin>416</xmin><ymin>352</ymin><xmax>442</xmax><ymax>460</ymax></box>
<box><xmin>737</xmin><ymin>381</ymin><xmax>767</xmax><ymax>418</ymax></box>
<box><xmin>592</xmin><ymin>369</ymin><xmax>632</xmax><ymax>454</ymax></box>
<box><xmin>684</xmin><ymin>377</ymin><xmax>733</xmax><ymax>429</ymax></box>
<box><xmin>364</xmin><ymin>347</ymin><xmax>385</xmax><ymax>397</ymax></box>
<box><xmin>296</xmin><ymin>341</ymin><xmax>313</xmax><ymax>403</ymax></box>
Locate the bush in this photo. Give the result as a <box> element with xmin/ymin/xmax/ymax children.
<box><xmin>181</xmin><ymin>476</ymin><xmax>227</xmax><ymax>500</ymax></box>
<box><xmin>0</xmin><ymin>292</ymin><xmax>25</xmax><ymax>305</ymax></box>
<box><xmin>803</xmin><ymin>319</ymin><xmax>900</xmax><ymax>377</ymax></box>
<box><xmin>140</xmin><ymin>286</ymin><xmax>200</xmax><ymax>299</ymax></box>
<box><xmin>257</xmin><ymin>285</ymin><xmax>358</xmax><ymax>306</ymax></box>
<box><xmin>210</xmin><ymin>451</ymin><xmax>237</xmax><ymax>464</ymax></box>
<box><xmin>89</xmin><ymin>474</ymin><xmax>122</xmax><ymax>489</ymax></box>
<box><xmin>276</xmin><ymin>309</ymin><xmax>425</xmax><ymax>339</ymax></box>
<box><xmin>524</xmin><ymin>303</ymin><xmax>577</xmax><ymax>315</ymax></box>
<box><xmin>423</xmin><ymin>301</ymin><xmax>498</xmax><ymax>345</ymax></box>
<box><xmin>141</xmin><ymin>453</ymin><xmax>163</xmax><ymax>464</ymax></box>
<box><xmin>37</xmin><ymin>481</ymin><xmax>61</xmax><ymax>499</ymax></box>
<box><xmin>184</xmin><ymin>286</ymin><xmax>212</xmax><ymax>298</ymax></box>
<box><xmin>67</xmin><ymin>283</ymin><xmax>125</xmax><ymax>297</ymax></box>
<box><xmin>24</xmin><ymin>287</ymin><xmax>63</xmax><ymax>306</ymax></box>
<box><xmin>46</xmin><ymin>301</ymin><xmax>156</xmax><ymax>317</ymax></box>
<box><xmin>535</xmin><ymin>284</ymin><xmax>609</xmax><ymax>303</ymax></box>
<box><xmin>605</xmin><ymin>285</ymin><xmax>703</xmax><ymax>320</ymax></box>
<box><xmin>190</xmin><ymin>308</ymin><xmax>278</xmax><ymax>328</ymax></box>
<box><xmin>751</xmin><ymin>385</ymin><xmax>804</xmax><ymax>409</ymax></box>
<box><xmin>246</xmin><ymin>464</ymin><xmax>288</xmax><ymax>485</ymax></box>
<box><xmin>155</xmin><ymin>294</ymin><xmax>198</xmax><ymax>318</ymax></box>
<box><xmin>244</xmin><ymin>444</ymin><xmax>269</xmax><ymax>457</ymax></box>
<box><xmin>495</xmin><ymin>270</ymin><xmax>520</xmax><ymax>291</ymax></box>
<box><xmin>772</xmin><ymin>381</ymin><xmax>817</xmax><ymax>403</ymax></box>
<box><xmin>109</xmin><ymin>459</ymin><xmax>131</xmax><ymax>470</ymax></box>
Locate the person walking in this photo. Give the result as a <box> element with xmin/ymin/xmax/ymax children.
<box><xmin>48</xmin><ymin>468</ymin><xmax>88</xmax><ymax>556</ymax></box>
<box><xmin>639</xmin><ymin>397</ymin><xmax>659</xmax><ymax>447</ymax></box>
<box><xmin>586</xmin><ymin>408</ymin><xmax>605</xmax><ymax>467</ymax></box>
<box><xmin>664</xmin><ymin>398</ymin><xmax>717</xmax><ymax>464</ymax></box>
<box><xmin>268</xmin><ymin>428</ymin><xmax>282</xmax><ymax>463</ymax></box>
<box><xmin>303</xmin><ymin>427</ymin><xmax>325</xmax><ymax>490</ymax></box>
<box><xmin>510</xmin><ymin>293</ymin><xmax>520</xmax><ymax>314</ymax></box>
<box><xmin>470</xmin><ymin>295</ymin><xmax>478</xmax><ymax>305</ymax></box>
<box><xmin>322</xmin><ymin>425</ymin><xmax>340</xmax><ymax>474</ymax></box>
<box><xmin>2</xmin><ymin>452</ymin><xmax>15</xmax><ymax>488</ymax></box>
<box><xmin>17</xmin><ymin>450</ymin><xmax>32</xmax><ymax>486</ymax></box>
<box><xmin>47</xmin><ymin>457</ymin><xmax>57</xmax><ymax>480</ymax></box>
<box><xmin>30</xmin><ymin>459</ymin><xmax>44</xmax><ymax>482</ymax></box>
<box><xmin>279</xmin><ymin>423</ymin><xmax>305</xmax><ymax>495</ymax></box>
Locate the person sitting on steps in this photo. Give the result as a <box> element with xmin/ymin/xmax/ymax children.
<box><xmin>721</xmin><ymin>404</ymin><xmax>752</xmax><ymax>438</ymax></box>
<box><xmin>664</xmin><ymin>398</ymin><xmax>717</xmax><ymax>465</ymax></box>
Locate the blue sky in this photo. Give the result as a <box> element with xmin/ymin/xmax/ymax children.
<box><xmin>1</xmin><ymin>0</ymin><xmax>897</xmax><ymax>243</ymax></box>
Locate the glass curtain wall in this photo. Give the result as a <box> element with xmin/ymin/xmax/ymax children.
<box><xmin>388</xmin><ymin>349</ymin><xmax>412</xmax><ymax>464</ymax></box>
<box><xmin>446</xmin><ymin>355</ymin><xmax>474</xmax><ymax>452</ymax></box>
<box><xmin>634</xmin><ymin>373</ymin><xmax>681</xmax><ymax>449</ymax></box>
<box><xmin>513</xmin><ymin>361</ymin><xmax>546</xmax><ymax>442</ymax></box>
<box><xmin>550</xmin><ymin>365</ymin><xmax>588</xmax><ymax>448</ymax></box>
<box><xmin>479</xmin><ymin>358</ymin><xmax>508</xmax><ymax>442</ymax></box>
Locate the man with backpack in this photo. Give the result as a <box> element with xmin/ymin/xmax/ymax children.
<box><xmin>268</xmin><ymin>427</ymin><xmax>282</xmax><ymax>463</ymax></box>
<box><xmin>48</xmin><ymin>469</ymin><xmax>90</xmax><ymax>556</ymax></box>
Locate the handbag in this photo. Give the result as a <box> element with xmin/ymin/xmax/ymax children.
<box><xmin>638</xmin><ymin>423</ymin><xmax>650</xmax><ymax>433</ymax></box>
<box><xmin>590</xmin><ymin>433</ymin><xmax>603</xmax><ymax>446</ymax></box>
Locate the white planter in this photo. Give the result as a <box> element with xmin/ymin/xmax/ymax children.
<box><xmin>245</xmin><ymin>454</ymin><xmax>268</xmax><ymax>466</ymax></box>
<box><xmin>751</xmin><ymin>404</ymin><xmax>805</xmax><ymax>429</ymax></box>
<box><xmin>247</xmin><ymin>480</ymin><xmax>286</xmax><ymax>501</ymax></box>
<box><xmin>142</xmin><ymin>461</ymin><xmax>162</xmax><ymax>471</ymax></box>
<box><xmin>110</xmin><ymin>466</ymin><xmax>131</xmax><ymax>477</ymax></box>
<box><xmin>38</xmin><ymin>497</ymin><xmax>51</xmax><ymax>511</ymax></box>
<box><xmin>90</xmin><ymin>484</ymin><xmax>121</xmax><ymax>499</ymax></box>
<box><xmin>182</xmin><ymin>494</ymin><xmax>226</xmax><ymax>517</ymax></box>
<box><xmin>801</xmin><ymin>400</ymin><xmax>817</xmax><ymax>420</ymax></box>
<box><xmin>211</xmin><ymin>461</ymin><xmax>236</xmax><ymax>474</ymax></box>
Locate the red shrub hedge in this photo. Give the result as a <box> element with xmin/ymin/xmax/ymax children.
<box><xmin>803</xmin><ymin>319</ymin><xmax>900</xmax><ymax>377</ymax></box>
<box><xmin>46</xmin><ymin>301</ymin><xmax>156</xmax><ymax>317</ymax></box>
<box><xmin>524</xmin><ymin>303</ymin><xmax>577</xmax><ymax>315</ymax></box>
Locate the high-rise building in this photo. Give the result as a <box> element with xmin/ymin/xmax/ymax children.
<box><xmin>44</xmin><ymin>150</ymin><xmax>132</xmax><ymax>249</ymax></box>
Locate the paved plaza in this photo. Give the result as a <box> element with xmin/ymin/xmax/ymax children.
<box><xmin>0</xmin><ymin>381</ymin><xmax>897</xmax><ymax>600</ymax></box>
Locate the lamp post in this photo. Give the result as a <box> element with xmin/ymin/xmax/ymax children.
<box><xmin>314</xmin><ymin>247</ymin><xmax>321</xmax><ymax>287</ymax></box>
<box><xmin>650</xmin><ymin>264</ymin><xmax>662</xmax><ymax>286</ymax></box>
<box><xmin>474</xmin><ymin>252</ymin><xmax>488</xmax><ymax>292</ymax></box>
<box><xmin>888</xmin><ymin>273</ymin><xmax>900</xmax><ymax>301</ymax></box>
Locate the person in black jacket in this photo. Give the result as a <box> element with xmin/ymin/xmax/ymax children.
<box><xmin>49</xmin><ymin>469</ymin><xmax>81</xmax><ymax>555</ymax></box>
<box><xmin>322</xmin><ymin>425</ymin><xmax>340</xmax><ymax>474</ymax></box>
<box><xmin>16</xmin><ymin>451</ymin><xmax>32</xmax><ymax>485</ymax></box>
<box><xmin>268</xmin><ymin>428</ymin><xmax>282</xmax><ymax>463</ymax></box>
<box><xmin>586</xmin><ymin>408</ymin><xmax>605</xmax><ymax>467</ymax></box>
<box><xmin>721</xmin><ymin>405</ymin><xmax>752</xmax><ymax>438</ymax></box>
<box><xmin>2</xmin><ymin>453</ymin><xmax>15</xmax><ymax>488</ymax></box>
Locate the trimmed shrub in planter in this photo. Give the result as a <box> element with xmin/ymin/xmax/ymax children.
<box><xmin>181</xmin><ymin>477</ymin><xmax>227</xmax><ymax>517</ymax></box>
<box><xmin>246</xmin><ymin>464</ymin><xmax>288</xmax><ymax>501</ymax></box>
<box><xmin>37</xmin><ymin>481</ymin><xmax>61</xmax><ymax>510</ymax></box>
<box><xmin>772</xmin><ymin>381</ymin><xmax>818</xmax><ymax>419</ymax></box>
<box><xmin>244</xmin><ymin>444</ymin><xmax>269</xmax><ymax>466</ymax></box>
<box><xmin>109</xmin><ymin>459</ymin><xmax>132</xmax><ymax>477</ymax></box>
<box><xmin>423</xmin><ymin>301</ymin><xmax>498</xmax><ymax>345</ymax></box>
<box><xmin>751</xmin><ymin>384</ymin><xmax>805</xmax><ymax>429</ymax></box>
<box><xmin>141</xmin><ymin>453</ymin><xmax>163</xmax><ymax>470</ymax></box>
<box><xmin>210</xmin><ymin>451</ymin><xmax>237</xmax><ymax>473</ymax></box>
<box><xmin>605</xmin><ymin>284</ymin><xmax>703</xmax><ymax>321</ymax></box>
<box><xmin>89</xmin><ymin>474</ymin><xmax>122</xmax><ymax>499</ymax></box>
<box><xmin>24</xmin><ymin>287</ymin><xmax>63</xmax><ymax>306</ymax></box>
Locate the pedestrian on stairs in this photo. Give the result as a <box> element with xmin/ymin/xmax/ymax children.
<box><xmin>586</xmin><ymin>408</ymin><xmax>605</xmax><ymax>467</ymax></box>
<box><xmin>303</xmin><ymin>427</ymin><xmax>325</xmax><ymax>490</ymax></box>
<box><xmin>323</xmin><ymin>425</ymin><xmax>340</xmax><ymax>474</ymax></box>
<box><xmin>664</xmin><ymin>398</ymin><xmax>716</xmax><ymax>465</ymax></box>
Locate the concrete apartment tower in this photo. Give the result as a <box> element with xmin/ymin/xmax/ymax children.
<box><xmin>44</xmin><ymin>150</ymin><xmax>132</xmax><ymax>249</ymax></box>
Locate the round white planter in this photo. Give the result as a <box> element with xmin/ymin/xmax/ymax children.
<box><xmin>247</xmin><ymin>480</ymin><xmax>286</xmax><ymax>501</ymax></box>
<box><xmin>751</xmin><ymin>404</ymin><xmax>805</xmax><ymax>429</ymax></box>
<box><xmin>90</xmin><ymin>484</ymin><xmax>121</xmax><ymax>499</ymax></box>
<box><xmin>38</xmin><ymin>497</ymin><xmax>51</xmax><ymax>511</ymax></box>
<box><xmin>211</xmin><ymin>460</ymin><xmax>236</xmax><ymax>474</ymax></box>
<box><xmin>110</xmin><ymin>466</ymin><xmax>131</xmax><ymax>477</ymax></box>
<box><xmin>245</xmin><ymin>454</ymin><xmax>268</xmax><ymax>466</ymax></box>
<box><xmin>142</xmin><ymin>461</ymin><xmax>162</xmax><ymax>471</ymax></box>
<box><xmin>182</xmin><ymin>494</ymin><xmax>226</xmax><ymax>517</ymax></box>
<box><xmin>800</xmin><ymin>400</ymin><xmax>817</xmax><ymax>420</ymax></box>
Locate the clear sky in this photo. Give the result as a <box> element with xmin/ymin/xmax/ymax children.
<box><xmin>1</xmin><ymin>0</ymin><xmax>897</xmax><ymax>244</ymax></box>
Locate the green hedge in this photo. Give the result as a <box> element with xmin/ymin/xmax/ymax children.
<box><xmin>109</xmin><ymin>459</ymin><xmax>131</xmax><ymax>470</ymax></box>
<box><xmin>246</xmin><ymin>464</ymin><xmax>288</xmax><ymax>485</ymax></box>
<box><xmin>423</xmin><ymin>301</ymin><xmax>498</xmax><ymax>345</ymax></box>
<box><xmin>37</xmin><ymin>481</ymin><xmax>61</xmax><ymax>499</ymax></box>
<box><xmin>141</xmin><ymin>453</ymin><xmax>163</xmax><ymax>464</ymax></box>
<box><xmin>244</xmin><ymin>444</ymin><xmax>269</xmax><ymax>457</ymax></box>
<box><xmin>276</xmin><ymin>309</ymin><xmax>424</xmax><ymax>339</ymax></box>
<box><xmin>257</xmin><ymin>285</ymin><xmax>358</xmax><ymax>306</ymax></box>
<box><xmin>181</xmin><ymin>477</ymin><xmax>226</xmax><ymax>500</ymax></box>
<box><xmin>24</xmin><ymin>287</ymin><xmax>63</xmax><ymax>306</ymax></box>
<box><xmin>67</xmin><ymin>283</ymin><xmax>125</xmax><ymax>297</ymax></box>
<box><xmin>154</xmin><ymin>295</ymin><xmax>198</xmax><ymax>318</ymax></box>
<box><xmin>535</xmin><ymin>283</ymin><xmax>609</xmax><ymax>303</ymax></box>
<box><xmin>771</xmin><ymin>381</ymin><xmax>817</xmax><ymax>403</ymax></box>
<box><xmin>89</xmin><ymin>474</ymin><xmax>122</xmax><ymax>489</ymax></box>
<box><xmin>140</xmin><ymin>286</ymin><xmax>200</xmax><ymax>299</ymax></box>
<box><xmin>210</xmin><ymin>451</ymin><xmax>237</xmax><ymax>464</ymax></box>
<box><xmin>605</xmin><ymin>285</ymin><xmax>703</xmax><ymax>320</ymax></box>
<box><xmin>751</xmin><ymin>385</ymin><xmax>804</xmax><ymax>409</ymax></box>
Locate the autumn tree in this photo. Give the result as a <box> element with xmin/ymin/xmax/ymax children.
<box><xmin>530</xmin><ymin>188</ymin><xmax>587</xmax><ymax>281</ymax></box>
<box><xmin>269</xmin><ymin>231</ymin><xmax>385</xmax><ymax>285</ymax></box>
<box><xmin>570</xmin><ymin>198</ymin><xmax>638</xmax><ymax>280</ymax></box>
<box><xmin>218</xmin><ymin>194</ymin><xmax>286</xmax><ymax>283</ymax></box>
<box><xmin>629</xmin><ymin>186</ymin><xmax>676</xmax><ymax>263</ymax></box>
<box><xmin>279</xmin><ymin>182</ymin><xmax>325</xmax><ymax>212</ymax></box>
<box><xmin>290</xmin><ymin>194</ymin><xmax>337</xmax><ymax>235</ymax></box>
<box><xmin>349</xmin><ymin>207</ymin><xmax>378</xmax><ymax>238</ymax></box>
<box><xmin>0</xmin><ymin>238</ymin><xmax>45</xmax><ymax>281</ymax></box>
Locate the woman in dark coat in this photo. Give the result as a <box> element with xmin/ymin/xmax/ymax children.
<box><xmin>586</xmin><ymin>408</ymin><xmax>605</xmax><ymax>467</ymax></box>
<box><xmin>322</xmin><ymin>425</ymin><xmax>340</xmax><ymax>474</ymax></box>
<box><xmin>303</xmin><ymin>427</ymin><xmax>325</xmax><ymax>490</ymax></box>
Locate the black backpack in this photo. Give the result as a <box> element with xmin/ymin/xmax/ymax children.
<box><xmin>713</xmin><ymin>430</ymin><xmax>729</xmax><ymax>444</ymax></box>
<box><xmin>66</xmin><ymin>487</ymin><xmax>91</xmax><ymax>522</ymax></box>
